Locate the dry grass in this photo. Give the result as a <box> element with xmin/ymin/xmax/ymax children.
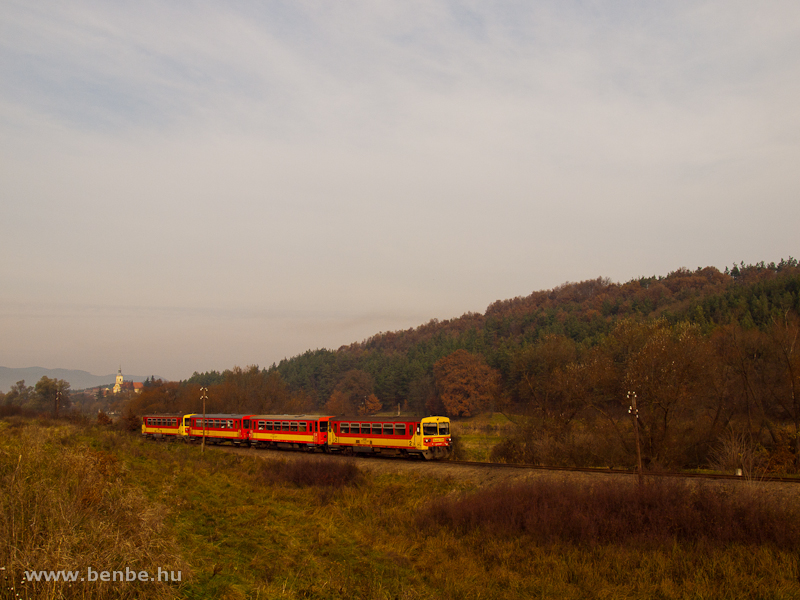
<box><xmin>0</xmin><ymin>419</ymin><xmax>188</xmax><ymax>599</ymax></box>
<box><xmin>417</xmin><ymin>477</ymin><xmax>800</xmax><ymax>549</ymax></box>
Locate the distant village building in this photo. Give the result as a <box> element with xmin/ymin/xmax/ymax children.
<box><xmin>111</xmin><ymin>367</ymin><xmax>143</xmax><ymax>395</ymax></box>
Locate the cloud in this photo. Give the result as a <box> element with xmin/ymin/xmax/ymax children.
<box><xmin>2</xmin><ymin>1</ymin><xmax>799</xmax><ymax>377</ymax></box>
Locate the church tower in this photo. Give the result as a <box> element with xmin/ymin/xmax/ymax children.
<box><xmin>113</xmin><ymin>366</ymin><xmax>123</xmax><ymax>394</ymax></box>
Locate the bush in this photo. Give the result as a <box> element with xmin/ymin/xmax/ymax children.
<box><xmin>260</xmin><ymin>457</ymin><xmax>363</xmax><ymax>488</ymax></box>
<box><xmin>417</xmin><ymin>478</ymin><xmax>800</xmax><ymax>549</ymax></box>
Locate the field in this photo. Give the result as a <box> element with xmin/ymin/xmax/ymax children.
<box><xmin>2</xmin><ymin>417</ymin><xmax>800</xmax><ymax>599</ymax></box>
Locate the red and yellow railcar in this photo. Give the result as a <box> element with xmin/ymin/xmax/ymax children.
<box><xmin>328</xmin><ymin>415</ymin><xmax>451</xmax><ymax>459</ymax></box>
<box><xmin>183</xmin><ymin>413</ymin><xmax>251</xmax><ymax>445</ymax></box>
<box><xmin>247</xmin><ymin>414</ymin><xmax>333</xmax><ymax>450</ymax></box>
<box><xmin>141</xmin><ymin>414</ymin><xmax>183</xmax><ymax>440</ymax></box>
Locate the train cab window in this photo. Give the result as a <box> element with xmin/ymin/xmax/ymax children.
<box><xmin>423</xmin><ymin>423</ymin><xmax>438</xmax><ymax>436</ymax></box>
<box><xmin>372</xmin><ymin>424</ymin><xmax>383</xmax><ymax>435</ymax></box>
<box><xmin>282</xmin><ymin>422</ymin><xmax>290</xmax><ymax>432</ymax></box>
<box><xmin>290</xmin><ymin>422</ymin><xmax>298</xmax><ymax>432</ymax></box>
<box><xmin>299</xmin><ymin>422</ymin><xmax>307</xmax><ymax>432</ymax></box>
<box><xmin>340</xmin><ymin>423</ymin><xmax>350</xmax><ymax>434</ymax></box>
<box><xmin>384</xmin><ymin>424</ymin><xmax>394</xmax><ymax>436</ymax></box>
<box><xmin>438</xmin><ymin>422</ymin><xmax>450</xmax><ymax>435</ymax></box>
<box><xmin>320</xmin><ymin>421</ymin><xmax>328</xmax><ymax>433</ymax></box>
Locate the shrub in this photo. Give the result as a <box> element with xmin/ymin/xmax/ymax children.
<box><xmin>260</xmin><ymin>457</ymin><xmax>363</xmax><ymax>488</ymax></box>
<box><xmin>417</xmin><ymin>478</ymin><xmax>800</xmax><ymax>549</ymax></box>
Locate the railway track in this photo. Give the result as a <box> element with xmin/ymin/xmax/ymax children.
<box><xmin>445</xmin><ymin>459</ymin><xmax>800</xmax><ymax>484</ymax></box>
<box><xmin>210</xmin><ymin>442</ymin><xmax>800</xmax><ymax>485</ymax></box>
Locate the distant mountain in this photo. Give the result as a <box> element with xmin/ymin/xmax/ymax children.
<box><xmin>0</xmin><ymin>367</ymin><xmax>160</xmax><ymax>393</ymax></box>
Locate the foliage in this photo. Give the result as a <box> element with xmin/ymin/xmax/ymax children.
<box><xmin>417</xmin><ymin>478</ymin><xmax>800</xmax><ymax>549</ymax></box>
<box><xmin>432</xmin><ymin>350</ymin><xmax>501</xmax><ymax>417</ymax></box>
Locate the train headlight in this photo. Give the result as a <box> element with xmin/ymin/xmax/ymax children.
<box><xmin>424</xmin><ymin>438</ymin><xmax>430</xmax><ymax>444</ymax></box>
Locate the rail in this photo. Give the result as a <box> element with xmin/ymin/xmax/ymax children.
<box><xmin>446</xmin><ymin>459</ymin><xmax>800</xmax><ymax>484</ymax></box>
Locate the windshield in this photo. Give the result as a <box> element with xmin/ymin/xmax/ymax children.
<box><xmin>438</xmin><ymin>422</ymin><xmax>450</xmax><ymax>435</ymax></box>
<box><xmin>423</xmin><ymin>423</ymin><xmax>438</xmax><ymax>436</ymax></box>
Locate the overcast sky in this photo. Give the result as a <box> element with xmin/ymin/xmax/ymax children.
<box><xmin>2</xmin><ymin>1</ymin><xmax>799</xmax><ymax>381</ymax></box>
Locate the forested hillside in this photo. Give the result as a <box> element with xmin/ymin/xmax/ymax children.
<box><xmin>120</xmin><ymin>258</ymin><xmax>800</xmax><ymax>471</ymax></box>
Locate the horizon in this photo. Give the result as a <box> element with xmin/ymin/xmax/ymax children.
<box><xmin>3</xmin><ymin>2</ymin><xmax>799</xmax><ymax>381</ymax></box>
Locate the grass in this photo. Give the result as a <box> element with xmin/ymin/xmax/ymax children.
<box><xmin>450</xmin><ymin>412</ymin><xmax>516</xmax><ymax>461</ymax></box>
<box><xmin>2</xmin><ymin>416</ymin><xmax>800</xmax><ymax>599</ymax></box>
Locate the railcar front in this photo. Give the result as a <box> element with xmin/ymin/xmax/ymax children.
<box><xmin>328</xmin><ymin>415</ymin><xmax>452</xmax><ymax>459</ymax></box>
<box><xmin>141</xmin><ymin>414</ymin><xmax>184</xmax><ymax>440</ymax></box>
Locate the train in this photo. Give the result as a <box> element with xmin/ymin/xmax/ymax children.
<box><xmin>141</xmin><ymin>413</ymin><xmax>452</xmax><ymax>460</ymax></box>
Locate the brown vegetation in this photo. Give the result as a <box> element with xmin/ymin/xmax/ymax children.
<box><xmin>418</xmin><ymin>478</ymin><xmax>800</xmax><ymax>549</ymax></box>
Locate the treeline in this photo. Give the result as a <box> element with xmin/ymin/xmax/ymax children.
<box><xmin>1</xmin><ymin>377</ymin><xmax>72</xmax><ymax>415</ymax></box>
<box><xmin>126</xmin><ymin>258</ymin><xmax>799</xmax><ymax>471</ymax></box>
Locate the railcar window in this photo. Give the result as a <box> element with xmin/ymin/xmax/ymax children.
<box><xmin>439</xmin><ymin>422</ymin><xmax>450</xmax><ymax>435</ymax></box>
<box><xmin>290</xmin><ymin>422</ymin><xmax>298</xmax><ymax>432</ymax></box>
<box><xmin>384</xmin><ymin>424</ymin><xmax>394</xmax><ymax>435</ymax></box>
<box><xmin>265</xmin><ymin>421</ymin><xmax>273</xmax><ymax>431</ymax></box>
<box><xmin>320</xmin><ymin>421</ymin><xmax>328</xmax><ymax>433</ymax></box>
<box><xmin>340</xmin><ymin>423</ymin><xmax>350</xmax><ymax>434</ymax></box>
<box><xmin>373</xmin><ymin>424</ymin><xmax>383</xmax><ymax>435</ymax></box>
<box><xmin>258</xmin><ymin>421</ymin><xmax>265</xmax><ymax>431</ymax></box>
<box><xmin>361</xmin><ymin>424</ymin><xmax>370</xmax><ymax>435</ymax></box>
<box><xmin>352</xmin><ymin>423</ymin><xmax>361</xmax><ymax>434</ymax></box>
<box><xmin>282</xmin><ymin>422</ymin><xmax>290</xmax><ymax>431</ymax></box>
<box><xmin>396</xmin><ymin>424</ymin><xmax>406</xmax><ymax>436</ymax></box>
<box><xmin>299</xmin><ymin>422</ymin><xmax>307</xmax><ymax>432</ymax></box>
<box><xmin>229</xmin><ymin>420</ymin><xmax>234</xmax><ymax>428</ymax></box>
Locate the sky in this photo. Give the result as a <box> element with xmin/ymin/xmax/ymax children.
<box><xmin>2</xmin><ymin>1</ymin><xmax>799</xmax><ymax>381</ymax></box>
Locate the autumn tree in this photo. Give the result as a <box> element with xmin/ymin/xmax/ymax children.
<box><xmin>764</xmin><ymin>313</ymin><xmax>800</xmax><ymax>469</ymax></box>
<box><xmin>323</xmin><ymin>369</ymin><xmax>377</xmax><ymax>415</ymax></box>
<box><xmin>433</xmin><ymin>350</ymin><xmax>500</xmax><ymax>418</ymax></box>
<box><xmin>510</xmin><ymin>334</ymin><xmax>578</xmax><ymax>424</ymax></box>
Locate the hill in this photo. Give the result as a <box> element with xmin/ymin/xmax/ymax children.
<box><xmin>0</xmin><ymin>367</ymin><xmax>156</xmax><ymax>393</ymax></box>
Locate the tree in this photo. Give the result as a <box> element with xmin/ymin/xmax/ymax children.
<box><xmin>510</xmin><ymin>334</ymin><xmax>578</xmax><ymax>422</ymax></box>
<box><xmin>5</xmin><ymin>380</ymin><xmax>32</xmax><ymax>406</ymax></box>
<box><xmin>359</xmin><ymin>393</ymin><xmax>383</xmax><ymax>416</ymax></box>
<box><xmin>323</xmin><ymin>369</ymin><xmax>375</xmax><ymax>415</ymax></box>
<box><xmin>33</xmin><ymin>376</ymin><xmax>71</xmax><ymax>414</ymax></box>
<box><xmin>433</xmin><ymin>350</ymin><xmax>500</xmax><ymax>418</ymax></box>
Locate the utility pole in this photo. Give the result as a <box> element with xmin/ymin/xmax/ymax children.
<box><xmin>201</xmin><ymin>387</ymin><xmax>208</xmax><ymax>455</ymax></box>
<box><xmin>54</xmin><ymin>389</ymin><xmax>61</xmax><ymax>418</ymax></box>
<box><xmin>627</xmin><ymin>391</ymin><xmax>644</xmax><ymax>488</ymax></box>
